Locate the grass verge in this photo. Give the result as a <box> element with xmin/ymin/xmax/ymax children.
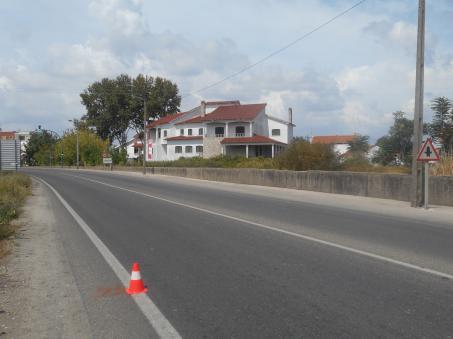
<box><xmin>0</xmin><ymin>172</ymin><xmax>31</xmax><ymax>245</ymax></box>
<box><xmin>431</xmin><ymin>157</ymin><xmax>453</xmax><ymax>176</ymax></box>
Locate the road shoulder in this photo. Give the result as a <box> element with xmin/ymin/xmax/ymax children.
<box><xmin>0</xmin><ymin>179</ymin><xmax>92</xmax><ymax>338</ymax></box>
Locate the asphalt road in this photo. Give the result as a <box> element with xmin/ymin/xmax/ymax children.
<box><xmin>23</xmin><ymin>168</ymin><xmax>453</xmax><ymax>338</ymax></box>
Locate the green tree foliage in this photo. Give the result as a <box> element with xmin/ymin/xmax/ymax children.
<box><xmin>111</xmin><ymin>147</ymin><xmax>128</xmax><ymax>165</ymax></box>
<box><xmin>80</xmin><ymin>74</ymin><xmax>181</xmax><ymax>147</ymax></box>
<box><xmin>24</xmin><ymin>129</ymin><xmax>59</xmax><ymax>165</ymax></box>
<box><xmin>430</xmin><ymin>96</ymin><xmax>453</xmax><ymax>155</ymax></box>
<box><xmin>275</xmin><ymin>138</ymin><xmax>338</xmax><ymax>171</ymax></box>
<box><xmin>347</xmin><ymin>134</ymin><xmax>370</xmax><ymax>157</ymax></box>
<box><xmin>54</xmin><ymin>130</ymin><xmax>109</xmax><ymax>166</ymax></box>
<box><xmin>373</xmin><ymin>111</ymin><xmax>414</xmax><ymax>165</ymax></box>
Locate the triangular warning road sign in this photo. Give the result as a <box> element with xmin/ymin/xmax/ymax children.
<box><xmin>417</xmin><ymin>138</ymin><xmax>440</xmax><ymax>162</ymax></box>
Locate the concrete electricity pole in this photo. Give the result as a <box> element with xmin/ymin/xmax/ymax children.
<box><xmin>411</xmin><ymin>0</ymin><xmax>425</xmax><ymax>207</ymax></box>
<box><xmin>143</xmin><ymin>97</ymin><xmax>147</xmax><ymax>175</ymax></box>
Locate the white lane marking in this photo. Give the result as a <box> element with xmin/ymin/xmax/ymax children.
<box><xmin>66</xmin><ymin>173</ymin><xmax>453</xmax><ymax>281</ymax></box>
<box><xmin>34</xmin><ymin>176</ymin><xmax>181</xmax><ymax>339</ymax></box>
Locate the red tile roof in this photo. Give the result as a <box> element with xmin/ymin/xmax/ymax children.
<box><xmin>133</xmin><ymin>142</ymin><xmax>143</xmax><ymax>148</ymax></box>
<box><xmin>311</xmin><ymin>135</ymin><xmax>355</xmax><ymax>144</ymax></box>
<box><xmin>177</xmin><ymin>103</ymin><xmax>266</xmax><ymax>125</ymax></box>
<box><xmin>205</xmin><ymin>100</ymin><xmax>240</xmax><ymax>106</ymax></box>
<box><xmin>165</xmin><ymin>136</ymin><xmax>203</xmax><ymax>141</ymax></box>
<box><xmin>147</xmin><ymin>112</ymin><xmax>186</xmax><ymax>128</ymax></box>
<box><xmin>221</xmin><ymin>135</ymin><xmax>285</xmax><ymax>145</ymax></box>
<box><xmin>0</xmin><ymin>131</ymin><xmax>16</xmax><ymax>139</ymax></box>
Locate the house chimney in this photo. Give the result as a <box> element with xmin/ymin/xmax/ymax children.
<box><xmin>288</xmin><ymin>107</ymin><xmax>293</xmax><ymax>124</ymax></box>
<box><xmin>201</xmin><ymin>101</ymin><xmax>206</xmax><ymax>117</ymax></box>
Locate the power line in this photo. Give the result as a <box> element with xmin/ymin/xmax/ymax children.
<box><xmin>181</xmin><ymin>0</ymin><xmax>367</xmax><ymax>98</ymax></box>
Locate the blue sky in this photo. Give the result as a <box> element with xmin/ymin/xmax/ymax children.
<box><xmin>0</xmin><ymin>0</ymin><xmax>452</xmax><ymax>141</ymax></box>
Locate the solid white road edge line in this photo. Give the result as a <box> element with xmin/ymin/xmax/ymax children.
<box><xmin>68</xmin><ymin>173</ymin><xmax>453</xmax><ymax>281</ymax></box>
<box><xmin>34</xmin><ymin>176</ymin><xmax>182</xmax><ymax>339</ymax></box>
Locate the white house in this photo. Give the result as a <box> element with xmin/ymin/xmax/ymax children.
<box><xmin>311</xmin><ymin>135</ymin><xmax>356</xmax><ymax>156</ymax></box>
<box><xmin>146</xmin><ymin>101</ymin><xmax>295</xmax><ymax>161</ymax></box>
<box><xmin>123</xmin><ymin>135</ymin><xmax>143</xmax><ymax>161</ymax></box>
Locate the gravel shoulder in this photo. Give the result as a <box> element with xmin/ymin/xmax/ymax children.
<box><xmin>0</xmin><ymin>179</ymin><xmax>92</xmax><ymax>338</ymax></box>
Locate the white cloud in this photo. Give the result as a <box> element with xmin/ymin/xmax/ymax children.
<box><xmin>48</xmin><ymin>43</ymin><xmax>123</xmax><ymax>78</ymax></box>
<box><xmin>89</xmin><ymin>0</ymin><xmax>148</xmax><ymax>36</ymax></box>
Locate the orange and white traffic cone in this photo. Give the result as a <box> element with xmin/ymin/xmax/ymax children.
<box><xmin>126</xmin><ymin>262</ymin><xmax>148</xmax><ymax>295</ymax></box>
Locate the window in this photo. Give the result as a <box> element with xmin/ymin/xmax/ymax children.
<box><xmin>175</xmin><ymin>146</ymin><xmax>182</xmax><ymax>153</ymax></box>
<box><xmin>215</xmin><ymin>126</ymin><xmax>224</xmax><ymax>137</ymax></box>
<box><xmin>180</xmin><ymin>129</ymin><xmax>184</xmax><ymax>136</ymax></box>
<box><xmin>235</xmin><ymin>126</ymin><xmax>245</xmax><ymax>136</ymax></box>
<box><xmin>188</xmin><ymin>129</ymin><xmax>193</xmax><ymax>136</ymax></box>
<box><xmin>272</xmin><ymin>129</ymin><xmax>281</xmax><ymax>136</ymax></box>
<box><xmin>158</xmin><ymin>128</ymin><xmax>161</xmax><ymax>138</ymax></box>
<box><xmin>185</xmin><ymin>146</ymin><xmax>193</xmax><ymax>153</ymax></box>
<box><xmin>196</xmin><ymin>145</ymin><xmax>203</xmax><ymax>153</ymax></box>
<box><xmin>199</xmin><ymin>128</ymin><xmax>203</xmax><ymax>136</ymax></box>
<box><xmin>163</xmin><ymin>130</ymin><xmax>167</xmax><ymax>137</ymax></box>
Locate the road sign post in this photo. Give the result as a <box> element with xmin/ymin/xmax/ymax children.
<box><xmin>416</xmin><ymin>138</ymin><xmax>440</xmax><ymax>209</ymax></box>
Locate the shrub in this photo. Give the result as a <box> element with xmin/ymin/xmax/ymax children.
<box><xmin>275</xmin><ymin>139</ymin><xmax>338</xmax><ymax>171</ymax></box>
<box><xmin>0</xmin><ymin>173</ymin><xmax>31</xmax><ymax>239</ymax></box>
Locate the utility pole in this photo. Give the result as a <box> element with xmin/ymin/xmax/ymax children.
<box><xmin>76</xmin><ymin>130</ymin><xmax>79</xmax><ymax>170</ymax></box>
<box><xmin>143</xmin><ymin>97</ymin><xmax>147</xmax><ymax>175</ymax></box>
<box><xmin>411</xmin><ymin>0</ymin><xmax>425</xmax><ymax>207</ymax></box>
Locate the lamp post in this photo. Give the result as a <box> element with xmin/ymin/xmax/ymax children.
<box><xmin>68</xmin><ymin>119</ymin><xmax>79</xmax><ymax>169</ymax></box>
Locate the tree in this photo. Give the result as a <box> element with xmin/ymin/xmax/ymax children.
<box><xmin>430</xmin><ymin>96</ymin><xmax>453</xmax><ymax>155</ymax></box>
<box><xmin>24</xmin><ymin>129</ymin><xmax>59</xmax><ymax>165</ymax></box>
<box><xmin>276</xmin><ymin>138</ymin><xmax>338</xmax><ymax>171</ymax></box>
<box><xmin>373</xmin><ymin>111</ymin><xmax>415</xmax><ymax>166</ymax></box>
<box><xmin>54</xmin><ymin>130</ymin><xmax>109</xmax><ymax>166</ymax></box>
<box><xmin>80</xmin><ymin>74</ymin><xmax>181</xmax><ymax>148</ymax></box>
<box><xmin>80</xmin><ymin>75</ymin><xmax>132</xmax><ymax>146</ymax></box>
<box><xmin>129</xmin><ymin>75</ymin><xmax>181</xmax><ymax>144</ymax></box>
<box><xmin>348</xmin><ymin>134</ymin><xmax>370</xmax><ymax>157</ymax></box>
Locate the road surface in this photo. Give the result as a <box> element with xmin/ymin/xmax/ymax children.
<box><xmin>23</xmin><ymin>168</ymin><xmax>453</xmax><ymax>338</ymax></box>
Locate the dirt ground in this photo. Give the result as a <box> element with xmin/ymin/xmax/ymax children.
<box><xmin>0</xmin><ymin>180</ymin><xmax>91</xmax><ymax>338</ymax></box>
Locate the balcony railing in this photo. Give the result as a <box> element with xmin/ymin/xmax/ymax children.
<box><xmin>235</xmin><ymin>133</ymin><xmax>245</xmax><ymax>137</ymax></box>
<box><xmin>215</xmin><ymin>134</ymin><xmax>224</xmax><ymax>138</ymax></box>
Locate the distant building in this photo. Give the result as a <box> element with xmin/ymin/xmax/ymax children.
<box><xmin>125</xmin><ymin>135</ymin><xmax>143</xmax><ymax>161</ymax></box>
<box><xmin>146</xmin><ymin>101</ymin><xmax>295</xmax><ymax>161</ymax></box>
<box><xmin>311</xmin><ymin>135</ymin><xmax>355</xmax><ymax>156</ymax></box>
<box><xmin>0</xmin><ymin>131</ymin><xmax>16</xmax><ymax>140</ymax></box>
<box><xmin>1</xmin><ymin>131</ymin><xmax>31</xmax><ymax>163</ymax></box>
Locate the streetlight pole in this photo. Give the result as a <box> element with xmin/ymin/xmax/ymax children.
<box><xmin>69</xmin><ymin>119</ymin><xmax>80</xmax><ymax>169</ymax></box>
<box><xmin>411</xmin><ymin>0</ymin><xmax>425</xmax><ymax>207</ymax></box>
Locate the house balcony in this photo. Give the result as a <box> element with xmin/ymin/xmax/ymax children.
<box><xmin>207</xmin><ymin>122</ymin><xmax>253</xmax><ymax>139</ymax></box>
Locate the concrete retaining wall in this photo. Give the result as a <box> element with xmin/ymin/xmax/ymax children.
<box><xmin>55</xmin><ymin>165</ymin><xmax>453</xmax><ymax>206</ymax></box>
<box><xmin>144</xmin><ymin>167</ymin><xmax>452</xmax><ymax>207</ymax></box>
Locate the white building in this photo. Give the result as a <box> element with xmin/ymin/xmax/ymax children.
<box><xmin>311</xmin><ymin>135</ymin><xmax>355</xmax><ymax>156</ymax></box>
<box><xmin>122</xmin><ymin>135</ymin><xmax>143</xmax><ymax>161</ymax></box>
<box><xmin>146</xmin><ymin>101</ymin><xmax>295</xmax><ymax>161</ymax></box>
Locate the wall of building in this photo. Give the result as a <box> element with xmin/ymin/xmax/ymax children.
<box><xmin>203</xmin><ymin>137</ymin><xmax>222</xmax><ymax>158</ymax></box>
<box><xmin>251</xmin><ymin>109</ymin><xmax>268</xmax><ymax>136</ymax></box>
<box><xmin>166</xmin><ymin>140</ymin><xmax>203</xmax><ymax>160</ymax></box>
<box><xmin>267</xmin><ymin>119</ymin><xmax>289</xmax><ymax>144</ymax></box>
